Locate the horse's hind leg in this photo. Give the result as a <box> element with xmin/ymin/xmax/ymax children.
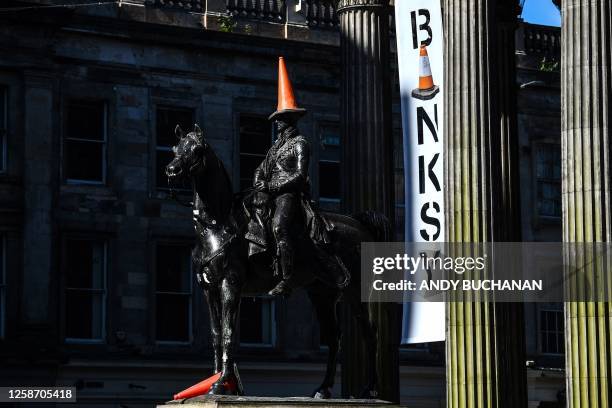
<box><xmin>308</xmin><ymin>287</ymin><xmax>341</xmax><ymax>399</ymax></box>
<box><xmin>345</xmin><ymin>287</ymin><xmax>379</xmax><ymax>398</ymax></box>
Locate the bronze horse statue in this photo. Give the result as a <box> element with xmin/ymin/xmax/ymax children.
<box><xmin>165</xmin><ymin>125</ymin><xmax>390</xmax><ymax>398</ymax></box>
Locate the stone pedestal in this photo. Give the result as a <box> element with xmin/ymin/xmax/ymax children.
<box><xmin>159</xmin><ymin>396</ymin><xmax>396</xmax><ymax>408</ymax></box>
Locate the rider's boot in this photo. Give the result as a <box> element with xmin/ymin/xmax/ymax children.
<box><xmin>268</xmin><ymin>242</ymin><xmax>293</xmax><ymax>297</ymax></box>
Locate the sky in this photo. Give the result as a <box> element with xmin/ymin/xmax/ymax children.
<box><xmin>521</xmin><ymin>0</ymin><xmax>561</xmax><ymax>26</ymax></box>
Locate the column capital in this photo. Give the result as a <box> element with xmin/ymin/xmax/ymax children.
<box><xmin>496</xmin><ymin>0</ymin><xmax>522</xmax><ymax>24</ymax></box>
<box><xmin>336</xmin><ymin>0</ymin><xmax>389</xmax><ymax>14</ymax></box>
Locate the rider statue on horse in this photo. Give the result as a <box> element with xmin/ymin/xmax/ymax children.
<box><xmin>246</xmin><ymin>57</ymin><xmax>349</xmax><ymax>297</ymax></box>
<box><xmin>164</xmin><ymin>57</ymin><xmax>388</xmax><ymax>397</ymax></box>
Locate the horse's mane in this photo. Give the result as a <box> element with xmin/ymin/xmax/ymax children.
<box><xmin>198</xmin><ymin>142</ymin><xmax>262</xmax><ymax>233</ymax></box>
<box><xmin>199</xmin><ymin>145</ymin><xmax>235</xmax><ymax>223</ymax></box>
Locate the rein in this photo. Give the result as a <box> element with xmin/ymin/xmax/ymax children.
<box><xmin>169</xmin><ymin>188</ymin><xmax>194</xmax><ymax>207</ymax></box>
<box><xmin>168</xmin><ymin>176</ymin><xmax>194</xmax><ymax>208</ymax></box>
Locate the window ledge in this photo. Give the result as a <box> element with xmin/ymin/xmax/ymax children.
<box><xmin>61</xmin><ymin>183</ymin><xmax>116</xmax><ymax>197</ymax></box>
<box><xmin>0</xmin><ymin>174</ymin><xmax>22</xmax><ymax>185</ymax></box>
<box><xmin>65</xmin><ymin>339</ymin><xmax>106</xmax><ymax>345</ymax></box>
<box><xmin>534</xmin><ymin>215</ymin><xmax>562</xmax><ymax>228</ymax></box>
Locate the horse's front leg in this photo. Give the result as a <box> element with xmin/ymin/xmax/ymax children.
<box><xmin>205</xmin><ymin>285</ymin><xmax>223</xmax><ymax>373</ymax></box>
<box><xmin>209</xmin><ymin>272</ymin><xmax>241</xmax><ymax>395</ymax></box>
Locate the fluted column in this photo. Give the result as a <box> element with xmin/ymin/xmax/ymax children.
<box><xmin>561</xmin><ymin>0</ymin><xmax>612</xmax><ymax>406</ymax></box>
<box><xmin>336</xmin><ymin>0</ymin><xmax>399</xmax><ymax>402</ymax></box>
<box><xmin>444</xmin><ymin>0</ymin><xmax>527</xmax><ymax>406</ymax></box>
<box><xmin>338</xmin><ymin>0</ymin><xmax>394</xmax><ymax>216</ymax></box>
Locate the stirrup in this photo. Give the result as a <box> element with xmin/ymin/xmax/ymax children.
<box><xmin>268</xmin><ymin>280</ymin><xmax>292</xmax><ymax>297</ymax></box>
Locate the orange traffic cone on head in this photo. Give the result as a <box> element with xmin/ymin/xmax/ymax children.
<box><xmin>268</xmin><ymin>57</ymin><xmax>307</xmax><ymax>121</ymax></box>
<box><xmin>411</xmin><ymin>44</ymin><xmax>440</xmax><ymax>101</ymax></box>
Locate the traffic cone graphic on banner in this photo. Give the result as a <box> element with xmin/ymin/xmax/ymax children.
<box><xmin>411</xmin><ymin>44</ymin><xmax>440</xmax><ymax>101</ymax></box>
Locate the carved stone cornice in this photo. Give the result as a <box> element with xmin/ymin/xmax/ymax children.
<box><xmin>336</xmin><ymin>0</ymin><xmax>389</xmax><ymax>14</ymax></box>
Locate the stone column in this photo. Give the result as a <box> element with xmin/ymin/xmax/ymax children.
<box><xmin>21</xmin><ymin>72</ymin><xmax>57</xmax><ymax>341</ymax></box>
<box><xmin>336</xmin><ymin>0</ymin><xmax>400</xmax><ymax>403</ymax></box>
<box><xmin>560</xmin><ymin>0</ymin><xmax>612</xmax><ymax>406</ymax></box>
<box><xmin>337</xmin><ymin>0</ymin><xmax>394</xmax><ymax>217</ymax></box>
<box><xmin>443</xmin><ymin>0</ymin><xmax>527</xmax><ymax>406</ymax></box>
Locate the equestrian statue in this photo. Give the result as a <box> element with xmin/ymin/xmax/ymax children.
<box><xmin>165</xmin><ymin>57</ymin><xmax>390</xmax><ymax>399</ymax></box>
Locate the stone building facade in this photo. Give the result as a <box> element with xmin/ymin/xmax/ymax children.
<box><xmin>516</xmin><ymin>21</ymin><xmax>565</xmax><ymax>408</ymax></box>
<box><xmin>0</xmin><ymin>1</ymin><xmax>562</xmax><ymax>407</ymax></box>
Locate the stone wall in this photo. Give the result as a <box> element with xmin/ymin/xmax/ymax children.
<box><xmin>0</xmin><ymin>0</ymin><xmax>346</xmax><ymax>378</ymax></box>
<box><xmin>516</xmin><ymin>20</ymin><xmax>565</xmax><ymax>408</ymax></box>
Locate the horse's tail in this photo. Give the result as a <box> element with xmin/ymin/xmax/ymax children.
<box><xmin>352</xmin><ymin>211</ymin><xmax>392</xmax><ymax>242</ymax></box>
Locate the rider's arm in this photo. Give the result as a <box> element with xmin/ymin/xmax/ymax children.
<box><xmin>253</xmin><ymin>161</ymin><xmax>265</xmax><ymax>186</ymax></box>
<box><xmin>269</xmin><ymin>139</ymin><xmax>310</xmax><ymax>194</ymax></box>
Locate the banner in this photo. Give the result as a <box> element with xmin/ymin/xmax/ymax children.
<box><xmin>396</xmin><ymin>0</ymin><xmax>446</xmax><ymax>344</ymax></box>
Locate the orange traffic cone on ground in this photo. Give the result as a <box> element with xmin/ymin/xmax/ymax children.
<box><xmin>411</xmin><ymin>44</ymin><xmax>440</xmax><ymax>101</ymax></box>
<box><xmin>173</xmin><ymin>372</ymin><xmax>237</xmax><ymax>400</ymax></box>
<box><xmin>268</xmin><ymin>57</ymin><xmax>307</xmax><ymax>121</ymax></box>
<box><xmin>173</xmin><ymin>364</ymin><xmax>243</xmax><ymax>400</ymax></box>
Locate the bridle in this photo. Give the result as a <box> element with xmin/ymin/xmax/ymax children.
<box><xmin>169</xmin><ymin>185</ymin><xmax>194</xmax><ymax>208</ymax></box>
<box><xmin>167</xmin><ymin>146</ymin><xmax>204</xmax><ymax>208</ymax></box>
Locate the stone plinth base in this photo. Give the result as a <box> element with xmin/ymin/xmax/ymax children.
<box><xmin>160</xmin><ymin>396</ymin><xmax>396</xmax><ymax>408</ymax></box>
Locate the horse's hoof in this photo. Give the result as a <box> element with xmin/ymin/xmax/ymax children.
<box><xmin>359</xmin><ymin>388</ymin><xmax>378</xmax><ymax>399</ymax></box>
<box><xmin>208</xmin><ymin>382</ymin><xmax>231</xmax><ymax>395</ymax></box>
<box><xmin>207</xmin><ymin>383</ymin><xmax>226</xmax><ymax>395</ymax></box>
<box><xmin>312</xmin><ymin>387</ymin><xmax>332</xmax><ymax>399</ymax></box>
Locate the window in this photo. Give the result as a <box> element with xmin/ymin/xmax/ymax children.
<box><xmin>0</xmin><ymin>87</ymin><xmax>6</xmax><ymax>172</ymax></box>
<box><xmin>0</xmin><ymin>236</ymin><xmax>5</xmax><ymax>338</ymax></box>
<box><xmin>64</xmin><ymin>100</ymin><xmax>107</xmax><ymax>183</ymax></box>
<box><xmin>64</xmin><ymin>239</ymin><xmax>107</xmax><ymax>342</ymax></box>
<box><xmin>318</xmin><ymin>124</ymin><xmax>341</xmax><ymax>212</ymax></box>
<box><xmin>156</xmin><ymin>244</ymin><xmax>192</xmax><ymax>343</ymax></box>
<box><xmin>535</xmin><ymin>144</ymin><xmax>561</xmax><ymax>217</ymax></box>
<box><xmin>156</xmin><ymin>106</ymin><xmax>194</xmax><ymax>189</ymax></box>
<box><xmin>540</xmin><ymin>309</ymin><xmax>564</xmax><ymax>354</ymax></box>
<box><xmin>239</xmin><ymin>115</ymin><xmax>273</xmax><ymax>191</ymax></box>
<box><xmin>239</xmin><ymin>296</ymin><xmax>276</xmax><ymax>347</ymax></box>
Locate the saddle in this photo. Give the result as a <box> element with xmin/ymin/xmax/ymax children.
<box><xmin>243</xmin><ymin>191</ymin><xmax>350</xmax><ymax>289</ymax></box>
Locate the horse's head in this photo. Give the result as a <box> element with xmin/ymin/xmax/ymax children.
<box><xmin>165</xmin><ymin>124</ymin><xmax>208</xmax><ymax>185</ymax></box>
